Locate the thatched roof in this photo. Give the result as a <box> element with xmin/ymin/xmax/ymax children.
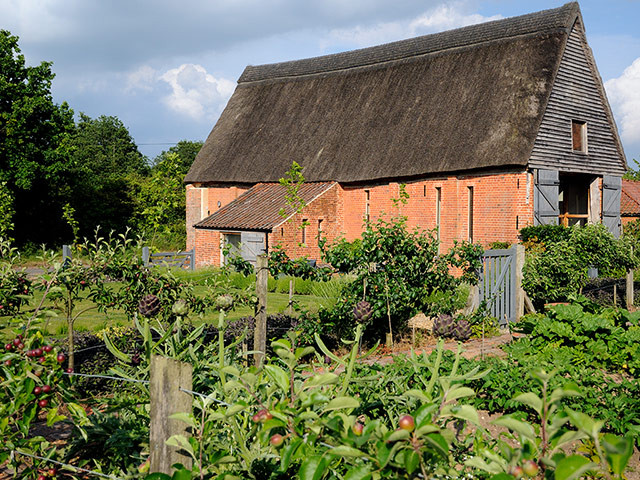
<box><xmin>186</xmin><ymin>3</ymin><xmax>581</xmax><ymax>185</ymax></box>
<box><xmin>194</xmin><ymin>182</ymin><xmax>336</xmax><ymax>231</ymax></box>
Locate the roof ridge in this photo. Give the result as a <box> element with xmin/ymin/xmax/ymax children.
<box><xmin>239</xmin><ymin>2</ymin><xmax>579</xmax><ymax>83</ymax></box>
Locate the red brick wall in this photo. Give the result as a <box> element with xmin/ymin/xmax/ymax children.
<box><xmin>194</xmin><ymin>229</ymin><xmax>221</xmax><ymax>267</ymax></box>
<box><xmin>186</xmin><ymin>184</ymin><xmax>249</xmax><ymax>264</ymax></box>
<box><xmin>190</xmin><ymin>171</ymin><xmax>534</xmax><ymax>267</ymax></box>
<box><xmin>341</xmin><ymin>170</ymin><xmax>533</xmax><ymax>251</ymax></box>
<box><xmin>268</xmin><ymin>183</ymin><xmax>341</xmax><ymax>262</ymax></box>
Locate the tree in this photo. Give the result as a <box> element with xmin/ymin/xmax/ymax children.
<box><xmin>151</xmin><ymin>140</ymin><xmax>203</xmax><ymax>174</ymax></box>
<box><xmin>65</xmin><ymin>114</ymin><xmax>149</xmax><ymax>238</ymax></box>
<box><xmin>0</xmin><ymin>30</ymin><xmax>75</xmax><ymax>245</ymax></box>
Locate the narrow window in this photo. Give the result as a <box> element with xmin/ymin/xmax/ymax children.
<box><xmin>280</xmin><ymin>227</ymin><xmax>284</xmax><ymax>236</ymax></box>
<box><xmin>467</xmin><ymin>186</ymin><xmax>474</xmax><ymax>243</ymax></box>
<box><xmin>364</xmin><ymin>190</ymin><xmax>370</xmax><ymax>222</ymax></box>
<box><xmin>435</xmin><ymin>187</ymin><xmax>442</xmax><ymax>243</ymax></box>
<box><xmin>301</xmin><ymin>219</ymin><xmax>307</xmax><ymax>244</ymax></box>
<box><xmin>423</xmin><ymin>185</ymin><xmax>426</xmax><ymax>197</ymax></box>
<box><xmin>317</xmin><ymin>219</ymin><xmax>323</xmax><ymax>237</ymax></box>
<box><xmin>572</xmin><ymin>120</ymin><xmax>587</xmax><ymax>153</ymax></box>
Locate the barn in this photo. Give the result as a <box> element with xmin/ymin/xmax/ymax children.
<box><xmin>185</xmin><ymin>2</ymin><xmax>626</xmax><ymax>268</ymax></box>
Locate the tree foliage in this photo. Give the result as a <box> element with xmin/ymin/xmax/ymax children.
<box><xmin>0</xmin><ymin>30</ymin><xmax>76</xmax><ymax>245</ymax></box>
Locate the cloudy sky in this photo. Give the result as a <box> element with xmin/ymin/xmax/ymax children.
<box><xmin>1</xmin><ymin>0</ymin><xmax>639</xmax><ymax>163</ymax></box>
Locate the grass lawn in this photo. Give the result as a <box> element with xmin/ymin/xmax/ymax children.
<box><xmin>0</xmin><ymin>281</ymin><xmax>332</xmax><ymax>340</ymax></box>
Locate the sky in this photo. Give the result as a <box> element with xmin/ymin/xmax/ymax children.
<box><xmin>1</xmin><ymin>0</ymin><xmax>639</xmax><ymax>164</ymax></box>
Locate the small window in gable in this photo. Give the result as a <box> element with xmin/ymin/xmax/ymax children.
<box><xmin>572</xmin><ymin>120</ymin><xmax>587</xmax><ymax>153</ymax></box>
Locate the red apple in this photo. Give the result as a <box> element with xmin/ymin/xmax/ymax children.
<box><xmin>270</xmin><ymin>434</ymin><xmax>284</xmax><ymax>447</ymax></box>
<box><xmin>34</xmin><ymin>348</ymin><xmax>43</xmax><ymax>357</ymax></box>
<box><xmin>4</xmin><ymin>359</ymin><xmax>11</xmax><ymax>366</ymax></box>
<box><xmin>37</xmin><ymin>475</ymin><xmax>46</xmax><ymax>480</ymax></box>
<box><xmin>4</xmin><ymin>343</ymin><xmax>11</xmax><ymax>351</ymax></box>
<box><xmin>42</xmin><ymin>385</ymin><xmax>51</xmax><ymax>393</ymax></box>
<box><xmin>17</xmin><ymin>342</ymin><xmax>24</xmax><ymax>350</ymax></box>
<box><xmin>38</xmin><ymin>356</ymin><xmax>46</xmax><ymax>363</ymax></box>
<box><xmin>522</xmin><ymin>460</ymin><xmax>539</xmax><ymax>477</ymax></box>
<box><xmin>56</xmin><ymin>353</ymin><xmax>65</xmax><ymax>363</ymax></box>
<box><xmin>38</xmin><ymin>399</ymin><xmax>48</xmax><ymax>408</ymax></box>
<box><xmin>34</xmin><ymin>386</ymin><xmax>42</xmax><ymax>395</ymax></box>
<box><xmin>43</xmin><ymin>345</ymin><xmax>53</xmax><ymax>353</ymax></box>
<box><xmin>352</xmin><ymin>422</ymin><xmax>364</xmax><ymax>436</ymax></box>
<box><xmin>398</xmin><ymin>415</ymin><xmax>415</xmax><ymax>432</ymax></box>
<box><xmin>47</xmin><ymin>468</ymin><xmax>57</xmax><ymax>476</ymax></box>
<box><xmin>12</xmin><ymin>338</ymin><xmax>20</xmax><ymax>346</ymax></box>
<box><xmin>510</xmin><ymin>465</ymin><xmax>524</xmax><ymax>479</ymax></box>
<box><xmin>65</xmin><ymin>367</ymin><xmax>73</xmax><ymax>373</ymax></box>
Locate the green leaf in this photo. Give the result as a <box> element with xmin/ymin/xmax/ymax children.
<box><xmin>324</xmin><ymin>396</ymin><xmax>360</xmax><ymax>412</ymax></box>
<box><xmin>602</xmin><ymin>433</ymin><xmax>634</xmax><ymax>475</ymax></box>
<box><xmin>168</xmin><ymin>412</ymin><xmax>197</xmax><ymax>429</ymax></box>
<box><xmin>403</xmin><ymin>389</ymin><xmax>430</xmax><ymax>402</ymax></box>
<box><xmin>103</xmin><ymin>332</ymin><xmax>131</xmax><ymax>363</ymax></box>
<box><xmin>299</xmin><ymin>455</ymin><xmax>330</xmax><ymax>480</ymax></box>
<box><xmin>387</xmin><ymin>429</ymin><xmax>411</xmax><ymax>442</ymax></box>
<box><xmin>144</xmin><ymin>474</ymin><xmax>172</xmax><ymax>480</ymax></box>
<box><xmin>405</xmin><ymin>450</ymin><xmax>420</xmax><ymax>474</ymax></box>
<box><xmin>45</xmin><ymin>406</ymin><xmax>66</xmax><ymax>426</ymax></box>
<box><xmin>264</xmin><ymin>364</ymin><xmax>290</xmax><ymax>392</ymax></box>
<box><xmin>170</xmin><ymin>466</ymin><xmax>193</xmax><ymax>480</ymax></box>
<box><xmin>423</xmin><ymin>433</ymin><xmax>449</xmax><ymax>459</ymax></box>
<box><xmin>492</xmin><ymin>415</ymin><xmax>536</xmax><ymax>442</ymax></box>
<box><xmin>446</xmin><ymin>386</ymin><xmax>475</xmax><ymax>402</ymax></box>
<box><xmin>329</xmin><ymin>445</ymin><xmax>366</xmax><ymax>457</ymax></box>
<box><xmin>512</xmin><ymin>392</ymin><xmax>543</xmax><ymax>415</ymax></box>
<box><xmin>566</xmin><ymin>408</ymin><xmax>603</xmax><ymax>438</ymax></box>
<box><xmin>446</xmin><ymin>404</ymin><xmax>480</xmax><ymax>425</ymax></box>
<box><xmin>554</xmin><ymin>455</ymin><xmax>596</xmax><ymax>480</ymax></box>
<box><xmin>344</xmin><ymin>465</ymin><xmax>372</xmax><ymax>480</ymax></box>
<box><xmin>304</xmin><ymin>373</ymin><xmax>339</xmax><ymax>389</ymax></box>
<box><xmin>166</xmin><ymin>435</ymin><xmax>196</xmax><ymax>459</ymax></box>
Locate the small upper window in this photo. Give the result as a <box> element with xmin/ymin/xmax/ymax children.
<box><xmin>572</xmin><ymin>120</ymin><xmax>587</xmax><ymax>153</ymax></box>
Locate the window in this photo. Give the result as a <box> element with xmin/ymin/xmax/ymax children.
<box><xmin>317</xmin><ymin>219</ymin><xmax>323</xmax><ymax>238</ymax></box>
<box><xmin>467</xmin><ymin>186</ymin><xmax>474</xmax><ymax>243</ymax></box>
<box><xmin>435</xmin><ymin>187</ymin><xmax>442</xmax><ymax>243</ymax></box>
<box><xmin>301</xmin><ymin>219</ymin><xmax>308</xmax><ymax>244</ymax></box>
<box><xmin>572</xmin><ymin>120</ymin><xmax>587</xmax><ymax>153</ymax></box>
<box><xmin>364</xmin><ymin>190</ymin><xmax>370</xmax><ymax>222</ymax></box>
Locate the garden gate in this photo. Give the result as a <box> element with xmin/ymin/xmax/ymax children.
<box><xmin>479</xmin><ymin>245</ymin><xmax>519</xmax><ymax>325</ymax></box>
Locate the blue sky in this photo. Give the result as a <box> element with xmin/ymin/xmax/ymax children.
<box><xmin>1</xmin><ymin>0</ymin><xmax>639</xmax><ymax>163</ymax></box>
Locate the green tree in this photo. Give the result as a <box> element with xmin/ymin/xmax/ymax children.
<box><xmin>130</xmin><ymin>152</ymin><xmax>189</xmax><ymax>249</ymax></box>
<box><xmin>151</xmin><ymin>139</ymin><xmax>202</xmax><ymax>173</ymax></box>
<box><xmin>66</xmin><ymin>114</ymin><xmax>149</xmax><ymax>237</ymax></box>
<box><xmin>0</xmin><ymin>30</ymin><xmax>75</xmax><ymax>245</ymax></box>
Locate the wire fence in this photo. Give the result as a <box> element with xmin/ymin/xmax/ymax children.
<box><xmin>13</xmin><ymin>365</ymin><xmax>230</xmax><ymax>478</ymax></box>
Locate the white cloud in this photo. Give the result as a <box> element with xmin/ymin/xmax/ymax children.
<box><xmin>606</xmin><ymin>57</ymin><xmax>640</xmax><ymax>145</ymax></box>
<box><xmin>322</xmin><ymin>2</ymin><xmax>501</xmax><ymax>48</ymax></box>
<box><xmin>160</xmin><ymin>64</ymin><xmax>235</xmax><ymax>120</ymax></box>
<box><xmin>126</xmin><ymin>65</ymin><xmax>158</xmax><ymax>93</ymax></box>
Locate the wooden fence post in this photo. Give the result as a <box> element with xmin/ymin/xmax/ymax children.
<box><xmin>142</xmin><ymin>246</ymin><xmax>150</xmax><ymax>267</ymax></box>
<box><xmin>150</xmin><ymin>355</ymin><xmax>193</xmax><ymax>474</ymax></box>
<box><xmin>515</xmin><ymin>244</ymin><xmax>525</xmax><ymax>320</ymax></box>
<box><xmin>626</xmin><ymin>269</ymin><xmax>634</xmax><ymax>310</ymax></box>
<box><xmin>288</xmin><ymin>279</ymin><xmax>294</xmax><ymax>316</ymax></box>
<box><xmin>254</xmin><ymin>255</ymin><xmax>268</xmax><ymax>367</ymax></box>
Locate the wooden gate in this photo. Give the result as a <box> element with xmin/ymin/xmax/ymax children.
<box><xmin>479</xmin><ymin>245</ymin><xmax>517</xmax><ymax>325</ymax></box>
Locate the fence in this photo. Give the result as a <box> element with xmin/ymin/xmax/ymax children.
<box><xmin>478</xmin><ymin>244</ymin><xmax>525</xmax><ymax>325</ymax></box>
<box><xmin>15</xmin><ymin>354</ymin><xmax>202</xmax><ymax>477</ymax></box>
<box><xmin>62</xmin><ymin>245</ymin><xmax>196</xmax><ymax>271</ymax></box>
<box><xmin>142</xmin><ymin>247</ymin><xmax>195</xmax><ymax>270</ymax></box>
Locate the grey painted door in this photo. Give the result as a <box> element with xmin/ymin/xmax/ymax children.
<box><xmin>241</xmin><ymin>232</ymin><xmax>267</xmax><ymax>264</ymax></box>
<box><xmin>533</xmin><ymin>169</ymin><xmax>560</xmax><ymax>225</ymax></box>
<box><xmin>602</xmin><ymin>175</ymin><xmax>622</xmax><ymax>238</ymax></box>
